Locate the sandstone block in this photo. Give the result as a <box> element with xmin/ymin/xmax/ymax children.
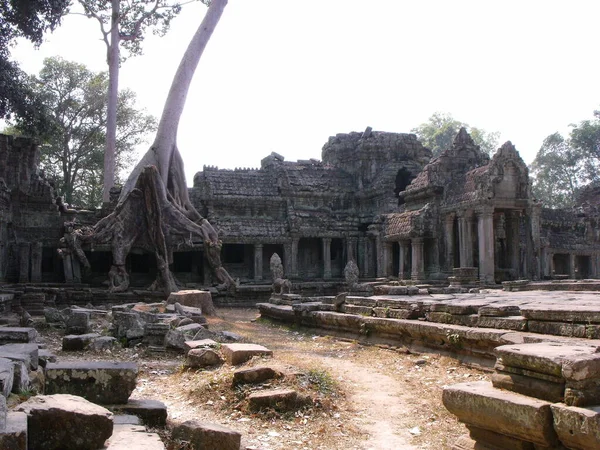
<box><xmin>65</xmin><ymin>310</ymin><xmax>90</xmax><ymax>335</ymax></box>
<box><xmin>184</xmin><ymin>339</ymin><xmax>218</xmax><ymax>353</ymax></box>
<box><xmin>477</xmin><ymin>316</ymin><xmax>528</xmax><ymax>331</ymax></box>
<box><xmin>37</xmin><ymin>349</ymin><xmax>56</xmax><ymax>368</ymax></box>
<box><xmin>467</xmin><ymin>425</ymin><xmax>535</xmax><ymax>450</ymax></box>
<box><xmin>167</xmin><ymin>290</ymin><xmax>216</xmax><ymax>315</ymax></box>
<box><xmin>233</xmin><ymin>366</ymin><xmax>281</xmax><ymax>385</ymax></box>
<box><xmin>104</xmin><ymin>427</ymin><xmax>165</xmax><ymax>449</ymax></box>
<box><xmin>0</xmin><ymin>412</ymin><xmax>28</xmax><ymax>450</ymax></box>
<box><xmin>176</xmin><ymin>323</ymin><xmax>204</xmax><ymax>336</ymax></box>
<box><xmin>442</xmin><ymin>381</ymin><xmax>558</xmax><ymax>447</ymax></box>
<box><xmin>171</xmin><ymin>420</ymin><xmax>241</xmax><ymax>450</ymax></box>
<box><xmin>491</xmin><ymin>372</ymin><xmax>565</xmax><ymax>403</ymax></box>
<box><xmin>0</xmin><ymin>358</ymin><xmax>14</xmax><ymax>397</ymax></box>
<box><xmin>16</xmin><ymin>394</ymin><xmax>113</xmax><ymax>450</ymax></box>
<box><xmin>45</xmin><ymin>361</ymin><xmax>137</xmax><ymax>404</ymax></box>
<box><xmin>221</xmin><ymin>343</ymin><xmax>273</xmax><ymax>365</ymax></box>
<box><xmin>186</xmin><ymin>349</ymin><xmax>223</xmax><ymax>368</ymax></box>
<box><xmin>551</xmin><ymin>403</ymin><xmax>600</xmax><ymax>450</ymax></box>
<box><xmin>0</xmin><ymin>343</ymin><xmax>39</xmax><ymax>370</ymax></box>
<box><xmin>62</xmin><ymin>333</ymin><xmax>101</xmax><ymax>351</ymax></box>
<box><xmin>0</xmin><ymin>328</ymin><xmax>37</xmax><ymax>344</ymax></box>
<box><xmin>165</xmin><ymin>330</ymin><xmax>186</xmax><ymax>351</ymax></box>
<box><xmin>247</xmin><ymin>388</ymin><xmax>310</xmax><ymax>412</ymax></box>
<box><xmin>110</xmin><ymin>399</ymin><xmax>167</xmax><ymax>428</ymax></box>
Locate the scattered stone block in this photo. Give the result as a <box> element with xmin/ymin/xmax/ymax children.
<box><xmin>167</xmin><ymin>290</ymin><xmax>216</xmax><ymax>315</ymax></box>
<box><xmin>186</xmin><ymin>349</ymin><xmax>223</xmax><ymax>368</ymax></box>
<box><xmin>110</xmin><ymin>399</ymin><xmax>167</xmax><ymax>428</ymax></box>
<box><xmin>176</xmin><ymin>323</ymin><xmax>204</xmax><ymax>336</ymax></box>
<box><xmin>113</xmin><ymin>414</ymin><xmax>141</xmax><ymax>425</ymax></box>
<box><xmin>37</xmin><ymin>349</ymin><xmax>56</xmax><ymax>368</ymax></box>
<box><xmin>184</xmin><ymin>339</ymin><xmax>218</xmax><ymax>353</ymax></box>
<box><xmin>88</xmin><ymin>336</ymin><xmax>117</xmax><ymax>352</ymax></box>
<box><xmin>247</xmin><ymin>388</ymin><xmax>310</xmax><ymax>412</ymax></box>
<box><xmin>165</xmin><ymin>330</ymin><xmax>186</xmax><ymax>351</ymax></box>
<box><xmin>104</xmin><ymin>425</ymin><xmax>165</xmax><ymax>449</ymax></box>
<box><xmin>65</xmin><ymin>310</ymin><xmax>90</xmax><ymax>335</ymax></box>
<box><xmin>218</xmin><ymin>331</ymin><xmax>242</xmax><ymax>342</ymax></box>
<box><xmin>16</xmin><ymin>394</ymin><xmax>113</xmax><ymax>450</ymax></box>
<box><xmin>0</xmin><ymin>328</ymin><xmax>37</xmax><ymax>344</ymax></box>
<box><xmin>45</xmin><ymin>361</ymin><xmax>137</xmax><ymax>404</ymax></box>
<box><xmin>221</xmin><ymin>343</ymin><xmax>273</xmax><ymax>365</ymax></box>
<box><xmin>0</xmin><ymin>358</ymin><xmax>14</xmax><ymax>397</ymax></box>
<box><xmin>8</xmin><ymin>358</ymin><xmax>29</xmax><ymax>394</ymax></box>
<box><xmin>62</xmin><ymin>333</ymin><xmax>101</xmax><ymax>351</ymax></box>
<box><xmin>0</xmin><ymin>412</ymin><xmax>28</xmax><ymax>450</ymax></box>
<box><xmin>44</xmin><ymin>308</ymin><xmax>68</xmax><ymax>326</ymax></box>
<box><xmin>442</xmin><ymin>381</ymin><xmax>558</xmax><ymax>447</ymax></box>
<box><xmin>233</xmin><ymin>366</ymin><xmax>281</xmax><ymax>385</ymax></box>
<box><xmin>143</xmin><ymin>323</ymin><xmax>170</xmax><ymax>348</ymax></box>
<box><xmin>112</xmin><ymin>312</ymin><xmax>145</xmax><ymax>344</ymax></box>
<box><xmin>29</xmin><ymin>367</ymin><xmax>45</xmax><ymax>395</ymax></box>
<box><xmin>551</xmin><ymin>403</ymin><xmax>600</xmax><ymax>450</ymax></box>
<box><xmin>171</xmin><ymin>420</ymin><xmax>241</xmax><ymax>450</ymax></box>
<box><xmin>0</xmin><ymin>343</ymin><xmax>38</xmax><ymax>371</ymax></box>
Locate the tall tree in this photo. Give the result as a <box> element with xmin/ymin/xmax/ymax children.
<box><xmin>78</xmin><ymin>0</ymin><xmax>190</xmax><ymax>204</ymax></box>
<box><xmin>11</xmin><ymin>57</ymin><xmax>156</xmax><ymax>208</ymax></box>
<box><xmin>571</xmin><ymin>109</ymin><xmax>600</xmax><ymax>162</ymax></box>
<box><xmin>62</xmin><ymin>0</ymin><xmax>234</xmax><ymax>295</ymax></box>
<box><xmin>411</xmin><ymin>112</ymin><xmax>500</xmax><ymax>157</ymax></box>
<box><xmin>529</xmin><ymin>132</ymin><xmax>598</xmax><ymax>209</ymax></box>
<box><xmin>0</xmin><ymin>0</ymin><xmax>69</xmax><ymax>131</ymax></box>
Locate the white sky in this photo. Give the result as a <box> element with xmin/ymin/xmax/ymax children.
<box><xmin>9</xmin><ymin>0</ymin><xmax>600</xmax><ymax>185</ymax></box>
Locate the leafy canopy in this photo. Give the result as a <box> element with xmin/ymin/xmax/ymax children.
<box><xmin>411</xmin><ymin>112</ymin><xmax>500</xmax><ymax>157</ymax></box>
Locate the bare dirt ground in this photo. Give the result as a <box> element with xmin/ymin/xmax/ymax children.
<box><xmin>39</xmin><ymin>308</ymin><xmax>489</xmax><ymax>449</ymax></box>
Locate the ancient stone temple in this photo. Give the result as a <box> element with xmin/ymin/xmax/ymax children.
<box><xmin>1</xmin><ymin>127</ymin><xmax>600</xmax><ymax>289</ymax></box>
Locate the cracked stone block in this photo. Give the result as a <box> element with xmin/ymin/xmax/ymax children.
<box><xmin>233</xmin><ymin>366</ymin><xmax>281</xmax><ymax>385</ymax></box>
<box><xmin>221</xmin><ymin>343</ymin><xmax>273</xmax><ymax>365</ymax></box>
<box><xmin>551</xmin><ymin>403</ymin><xmax>600</xmax><ymax>450</ymax></box>
<box><xmin>247</xmin><ymin>388</ymin><xmax>311</xmax><ymax>412</ymax></box>
<box><xmin>0</xmin><ymin>328</ymin><xmax>37</xmax><ymax>344</ymax></box>
<box><xmin>171</xmin><ymin>420</ymin><xmax>241</xmax><ymax>450</ymax></box>
<box><xmin>0</xmin><ymin>412</ymin><xmax>27</xmax><ymax>450</ymax></box>
<box><xmin>109</xmin><ymin>399</ymin><xmax>167</xmax><ymax>428</ymax></box>
<box><xmin>167</xmin><ymin>290</ymin><xmax>216</xmax><ymax>315</ymax></box>
<box><xmin>0</xmin><ymin>344</ymin><xmax>38</xmax><ymax>370</ymax></box>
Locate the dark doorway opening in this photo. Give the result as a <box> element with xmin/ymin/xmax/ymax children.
<box><xmin>395</xmin><ymin>168</ymin><xmax>414</xmax><ymax>206</ymax></box>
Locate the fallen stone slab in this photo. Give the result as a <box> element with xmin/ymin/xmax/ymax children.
<box><xmin>0</xmin><ymin>328</ymin><xmax>37</xmax><ymax>344</ymax></box>
<box><xmin>442</xmin><ymin>381</ymin><xmax>558</xmax><ymax>447</ymax></box>
<box><xmin>491</xmin><ymin>371</ymin><xmax>564</xmax><ymax>403</ymax></box>
<box><xmin>221</xmin><ymin>343</ymin><xmax>273</xmax><ymax>365</ymax></box>
<box><xmin>65</xmin><ymin>310</ymin><xmax>90</xmax><ymax>335</ymax></box>
<box><xmin>110</xmin><ymin>399</ymin><xmax>167</xmax><ymax>428</ymax></box>
<box><xmin>88</xmin><ymin>336</ymin><xmax>117</xmax><ymax>352</ymax></box>
<box><xmin>0</xmin><ymin>395</ymin><xmax>6</xmax><ymax>429</ymax></box>
<box><xmin>62</xmin><ymin>333</ymin><xmax>102</xmax><ymax>351</ymax></box>
<box><xmin>0</xmin><ymin>343</ymin><xmax>39</xmax><ymax>370</ymax></box>
<box><xmin>0</xmin><ymin>412</ymin><xmax>27</xmax><ymax>450</ymax></box>
<box><xmin>551</xmin><ymin>403</ymin><xmax>600</xmax><ymax>450</ymax></box>
<box><xmin>113</xmin><ymin>414</ymin><xmax>141</xmax><ymax>425</ymax></box>
<box><xmin>184</xmin><ymin>339</ymin><xmax>218</xmax><ymax>353</ymax></box>
<box><xmin>171</xmin><ymin>420</ymin><xmax>241</xmax><ymax>450</ymax></box>
<box><xmin>186</xmin><ymin>349</ymin><xmax>223</xmax><ymax>369</ymax></box>
<box><xmin>167</xmin><ymin>290</ymin><xmax>216</xmax><ymax>315</ymax></box>
<box><xmin>45</xmin><ymin>361</ymin><xmax>137</xmax><ymax>404</ymax></box>
<box><xmin>0</xmin><ymin>358</ymin><xmax>14</xmax><ymax>397</ymax></box>
<box><xmin>16</xmin><ymin>394</ymin><xmax>113</xmax><ymax>450</ymax></box>
<box><xmin>247</xmin><ymin>388</ymin><xmax>310</xmax><ymax>412</ymax></box>
<box><xmin>176</xmin><ymin>323</ymin><xmax>204</xmax><ymax>336</ymax></box>
<box><xmin>37</xmin><ymin>349</ymin><xmax>57</xmax><ymax>368</ymax></box>
<box><xmin>104</xmin><ymin>424</ymin><xmax>165</xmax><ymax>450</ymax></box>
<box><xmin>233</xmin><ymin>366</ymin><xmax>281</xmax><ymax>385</ymax></box>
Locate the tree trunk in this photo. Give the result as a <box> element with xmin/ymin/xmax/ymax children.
<box><xmin>63</xmin><ymin>0</ymin><xmax>234</xmax><ymax>296</ymax></box>
<box><xmin>102</xmin><ymin>0</ymin><xmax>120</xmax><ymax>204</ymax></box>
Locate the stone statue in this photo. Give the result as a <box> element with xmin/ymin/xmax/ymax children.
<box><xmin>344</xmin><ymin>259</ymin><xmax>359</xmax><ymax>290</ymax></box>
<box><xmin>270</xmin><ymin>253</ymin><xmax>291</xmax><ymax>294</ymax></box>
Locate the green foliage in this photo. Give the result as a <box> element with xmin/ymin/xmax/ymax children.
<box><xmin>10</xmin><ymin>57</ymin><xmax>157</xmax><ymax>208</ymax></box>
<box><xmin>0</xmin><ymin>0</ymin><xmax>69</xmax><ymax>127</ymax></box>
<box><xmin>411</xmin><ymin>112</ymin><xmax>500</xmax><ymax>157</ymax></box>
<box><xmin>571</xmin><ymin>109</ymin><xmax>600</xmax><ymax>161</ymax></box>
<box><xmin>303</xmin><ymin>369</ymin><xmax>336</xmax><ymax>395</ymax></box>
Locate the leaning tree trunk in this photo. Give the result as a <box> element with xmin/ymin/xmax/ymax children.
<box><xmin>63</xmin><ymin>0</ymin><xmax>233</xmax><ymax>295</ymax></box>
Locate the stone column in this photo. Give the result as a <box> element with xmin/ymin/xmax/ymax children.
<box><xmin>398</xmin><ymin>241</ymin><xmax>409</xmax><ymax>280</ymax></box>
<box><xmin>72</xmin><ymin>257</ymin><xmax>82</xmax><ymax>283</ymax></box>
<box><xmin>549</xmin><ymin>252</ymin><xmax>555</xmax><ymax>278</ymax></box>
<box><xmin>283</xmin><ymin>242</ymin><xmax>292</xmax><ymax>278</ymax></box>
<box><xmin>383</xmin><ymin>242</ymin><xmax>393</xmax><ymax>277</ymax></box>
<box><xmin>202</xmin><ymin>252</ymin><xmax>211</xmax><ymax>285</ymax></box>
<box><xmin>411</xmin><ymin>237</ymin><xmax>425</xmax><ymax>281</ymax></box>
<box><xmin>375</xmin><ymin>234</ymin><xmax>384</xmax><ymax>277</ymax></box>
<box><xmin>322</xmin><ymin>238</ymin><xmax>332</xmax><ymax>279</ymax></box>
<box><xmin>253</xmin><ymin>244</ymin><xmax>263</xmax><ymax>281</ymax></box>
<box><xmin>62</xmin><ymin>251</ymin><xmax>74</xmax><ymax>283</ymax></box>
<box><xmin>30</xmin><ymin>242</ymin><xmax>42</xmax><ymax>283</ymax></box>
<box><xmin>506</xmin><ymin>211</ymin><xmax>520</xmax><ymax>276</ymax></box>
<box><xmin>0</xmin><ymin>243</ymin><xmax>4</xmax><ymax>282</ymax></box>
<box><xmin>358</xmin><ymin>237</ymin><xmax>368</xmax><ymax>277</ymax></box>
<box><xmin>19</xmin><ymin>243</ymin><xmax>30</xmax><ymax>283</ymax></box>
<box><xmin>477</xmin><ymin>207</ymin><xmax>495</xmax><ymax>284</ymax></box>
<box><xmin>458</xmin><ymin>211</ymin><xmax>474</xmax><ymax>267</ymax></box>
<box><xmin>430</xmin><ymin>238</ymin><xmax>440</xmax><ymax>275</ymax></box>
<box><xmin>291</xmin><ymin>238</ymin><xmax>299</xmax><ymax>278</ymax></box>
<box><xmin>367</xmin><ymin>238</ymin><xmax>375</xmax><ymax>278</ymax></box>
<box><xmin>444</xmin><ymin>213</ymin><xmax>455</xmax><ymax>272</ymax></box>
<box><xmin>346</xmin><ymin>237</ymin><xmax>357</xmax><ymax>263</ymax></box>
<box><xmin>569</xmin><ymin>254</ymin><xmax>576</xmax><ymax>279</ymax></box>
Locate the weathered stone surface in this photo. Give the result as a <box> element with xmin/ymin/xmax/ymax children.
<box><xmin>44</xmin><ymin>308</ymin><xmax>69</xmax><ymax>326</ymax></box>
<box><xmin>221</xmin><ymin>343</ymin><xmax>273</xmax><ymax>365</ymax></box>
<box><xmin>466</xmin><ymin>426</ymin><xmax>535</xmax><ymax>450</ymax></box>
<box><xmin>164</xmin><ymin>330</ymin><xmax>186</xmax><ymax>351</ymax></box>
<box><xmin>0</xmin><ymin>343</ymin><xmax>38</xmax><ymax>370</ymax></box>
<box><xmin>340</xmin><ymin>304</ymin><xmax>373</xmax><ymax>316</ymax></box>
<box><xmin>37</xmin><ymin>349</ymin><xmax>57</xmax><ymax>368</ymax></box>
<box><xmin>88</xmin><ymin>336</ymin><xmax>117</xmax><ymax>352</ymax></box>
<box><xmin>442</xmin><ymin>381</ymin><xmax>558</xmax><ymax>447</ymax></box>
<box><xmin>110</xmin><ymin>399</ymin><xmax>167</xmax><ymax>428</ymax></box>
<box><xmin>16</xmin><ymin>394</ymin><xmax>113</xmax><ymax>450</ymax></box>
<box><xmin>186</xmin><ymin>349</ymin><xmax>223</xmax><ymax>368</ymax></box>
<box><xmin>9</xmin><ymin>359</ymin><xmax>29</xmax><ymax>394</ymax></box>
<box><xmin>233</xmin><ymin>366</ymin><xmax>281</xmax><ymax>385</ymax></box>
<box><xmin>171</xmin><ymin>420</ymin><xmax>241</xmax><ymax>450</ymax></box>
<box><xmin>247</xmin><ymin>388</ymin><xmax>310</xmax><ymax>412</ymax></box>
<box><xmin>65</xmin><ymin>310</ymin><xmax>90</xmax><ymax>335</ymax></box>
<box><xmin>491</xmin><ymin>372</ymin><xmax>564</xmax><ymax>403</ymax></box>
<box><xmin>176</xmin><ymin>323</ymin><xmax>204</xmax><ymax>337</ymax></box>
<box><xmin>45</xmin><ymin>361</ymin><xmax>137</xmax><ymax>404</ymax></box>
<box><xmin>29</xmin><ymin>367</ymin><xmax>45</xmax><ymax>395</ymax></box>
<box><xmin>167</xmin><ymin>290</ymin><xmax>216</xmax><ymax>315</ymax></box>
<box><xmin>527</xmin><ymin>320</ymin><xmax>588</xmax><ymax>338</ymax></box>
<box><xmin>0</xmin><ymin>328</ymin><xmax>37</xmax><ymax>344</ymax></box>
<box><xmin>0</xmin><ymin>394</ymin><xmax>7</xmax><ymax>429</ymax></box>
<box><xmin>62</xmin><ymin>333</ymin><xmax>101</xmax><ymax>351</ymax></box>
<box><xmin>112</xmin><ymin>312</ymin><xmax>145</xmax><ymax>343</ymax></box>
<box><xmin>0</xmin><ymin>358</ymin><xmax>14</xmax><ymax>397</ymax></box>
<box><xmin>104</xmin><ymin>425</ymin><xmax>165</xmax><ymax>449</ymax></box>
<box><xmin>477</xmin><ymin>316</ymin><xmax>528</xmax><ymax>331</ymax></box>
<box><xmin>0</xmin><ymin>412</ymin><xmax>28</xmax><ymax>450</ymax></box>
<box><xmin>427</xmin><ymin>312</ymin><xmax>479</xmax><ymax>327</ymax></box>
<box><xmin>520</xmin><ymin>306</ymin><xmax>600</xmax><ymax>323</ymax></box>
<box><xmin>184</xmin><ymin>339</ymin><xmax>218</xmax><ymax>353</ymax></box>
<box><xmin>478</xmin><ymin>305</ymin><xmax>521</xmax><ymax>317</ymax></box>
<box><xmin>551</xmin><ymin>403</ymin><xmax>600</xmax><ymax>450</ymax></box>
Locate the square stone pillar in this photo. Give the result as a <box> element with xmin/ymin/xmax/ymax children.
<box><xmin>477</xmin><ymin>207</ymin><xmax>495</xmax><ymax>284</ymax></box>
<box><xmin>322</xmin><ymin>238</ymin><xmax>332</xmax><ymax>279</ymax></box>
<box><xmin>202</xmin><ymin>252</ymin><xmax>211</xmax><ymax>285</ymax></box>
<box><xmin>31</xmin><ymin>242</ymin><xmax>43</xmax><ymax>283</ymax></box>
<box><xmin>291</xmin><ymin>238</ymin><xmax>299</xmax><ymax>278</ymax></box>
<box><xmin>411</xmin><ymin>237</ymin><xmax>425</xmax><ymax>281</ymax></box>
<box><xmin>253</xmin><ymin>244</ymin><xmax>263</xmax><ymax>281</ymax></box>
<box><xmin>506</xmin><ymin>210</ymin><xmax>520</xmax><ymax>276</ymax></box>
<box><xmin>444</xmin><ymin>213</ymin><xmax>455</xmax><ymax>272</ymax></box>
<box><xmin>569</xmin><ymin>254</ymin><xmax>576</xmax><ymax>279</ymax></box>
<box><xmin>375</xmin><ymin>234</ymin><xmax>384</xmax><ymax>277</ymax></box>
<box><xmin>19</xmin><ymin>243</ymin><xmax>30</xmax><ymax>283</ymax></box>
<box><xmin>283</xmin><ymin>242</ymin><xmax>292</xmax><ymax>278</ymax></box>
<box><xmin>399</xmin><ymin>241</ymin><xmax>409</xmax><ymax>280</ymax></box>
<box><xmin>62</xmin><ymin>251</ymin><xmax>74</xmax><ymax>283</ymax></box>
<box><xmin>458</xmin><ymin>211</ymin><xmax>474</xmax><ymax>267</ymax></box>
<box><xmin>346</xmin><ymin>237</ymin><xmax>357</xmax><ymax>263</ymax></box>
<box><xmin>0</xmin><ymin>243</ymin><xmax>4</xmax><ymax>282</ymax></box>
<box><xmin>381</xmin><ymin>242</ymin><xmax>393</xmax><ymax>277</ymax></box>
<box><xmin>358</xmin><ymin>237</ymin><xmax>368</xmax><ymax>277</ymax></box>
